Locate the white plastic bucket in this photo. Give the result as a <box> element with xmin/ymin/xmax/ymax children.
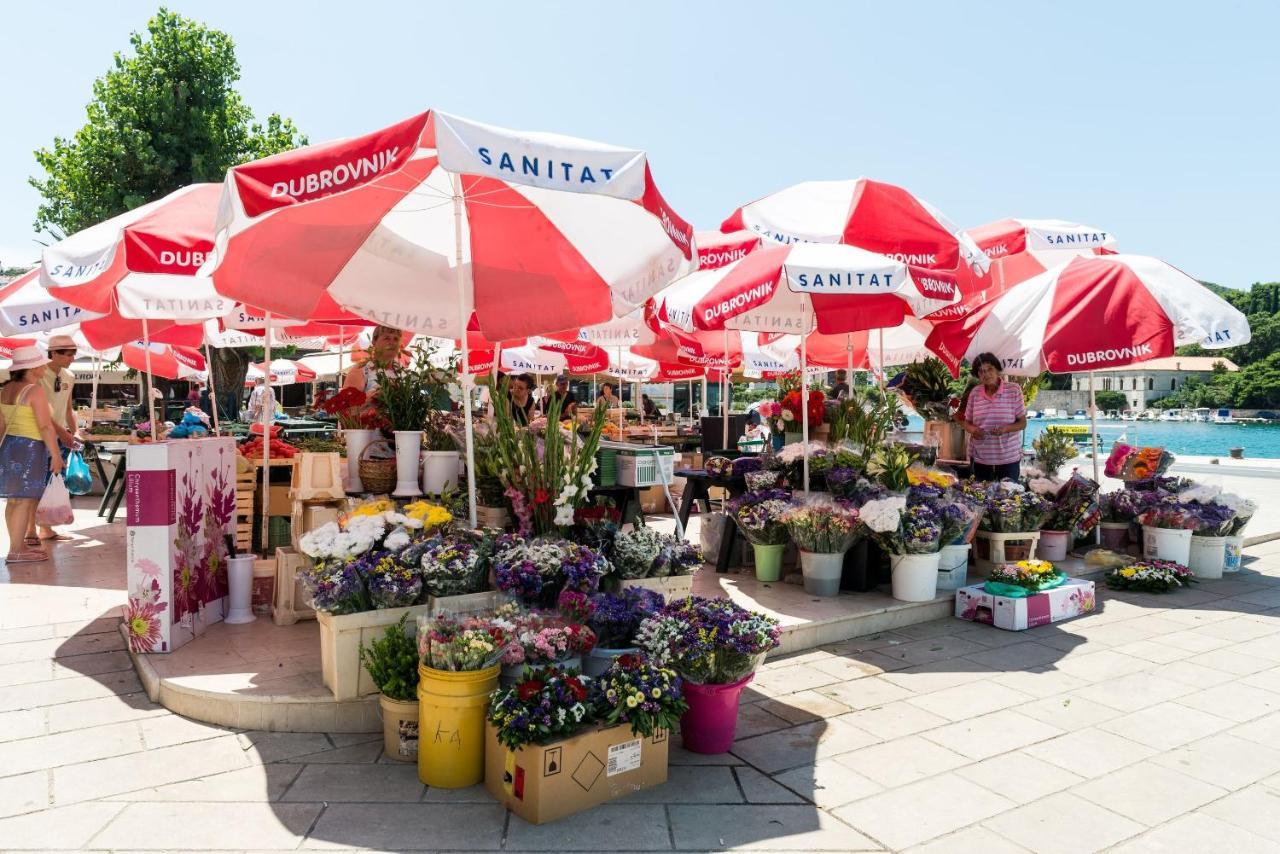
<box><xmin>936</xmin><ymin>544</ymin><xmax>970</xmax><ymax>591</ymax></box>
<box><xmin>344</xmin><ymin>429</ymin><xmax>378</xmax><ymax>493</ymax></box>
<box><xmin>1224</xmin><ymin>535</ymin><xmax>1244</xmax><ymax>573</ymax></box>
<box><xmin>1188</xmin><ymin>535</ymin><xmax>1226</xmax><ymax>580</ymax></box>
<box><xmin>422</xmin><ymin>450</ymin><xmax>460</xmax><ymax>495</ymax></box>
<box><xmin>890</xmin><ymin>552</ymin><xmax>942</xmax><ymax>602</ymax></box>
<box><xmin>1037</xmin><ymin>530</ymin><xmax>1070</xmax><ymax>561</ymax></box>
<box><xmin>1143</xmin><ymin>525</ymin><xmax>1192</xmax><ymax>566</ymax></box>
<box><xmin>799</xmin><ymin>551</ymin><xmax>844</xmax><ymax>597</ymax></box>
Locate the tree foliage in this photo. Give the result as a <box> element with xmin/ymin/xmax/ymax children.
<box><xmin>29</xmin><ymin>8</ymin><xmax>306</xmax><ymax>401</ymax></box>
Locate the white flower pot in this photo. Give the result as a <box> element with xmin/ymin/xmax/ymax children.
<box><xmin>1188</xmin><ymin>535</ymin><xmax>1226</xmax><ymax>580</ymax></box>
<box><xmin>1037</xmin><ymin>530</ymin><xmax>1070</xmax><ymax>561</ymax></box>
<box><xmin>422</xmin><ymin>450</ymin><xmax>460</xmax><ymax>495</ymax></box>
<box><xmin>1224</xmin><ymin>535</ymin><xmax>1244</xmax><ymax>573</ymax></box>
<box><xmin>799</xmin><ymin>550</ymin><xmax>844</xmax><ymax>597</ymax></box>
<box><xmin>392</xmin><ymin>431</ymin><xmax>424</xmax><ymax>497</ymax></box>
<box><xmin>890</xmin><ymin>552</ymin><xmax>942</xmax><ymax>602</ymax></box>
<box><xmin>344</xmin><ymin>429</ymin><xmax>378</xmax><ymax>493</ymax></box>
<box><xmin>224</xmin><ymin>554</ymin><xmax>256</xmax><ymax>625</ymax></box>
<box><xmin>1142</xmin><ymin>525</ymin><xmax>1192</xmax><ymax>566</ymax></box>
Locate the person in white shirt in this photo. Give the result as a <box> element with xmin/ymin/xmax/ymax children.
<box><xmin>246</xmin><ymin>377</ymin><xmax>276</xmax><ymax>424</ymax></box>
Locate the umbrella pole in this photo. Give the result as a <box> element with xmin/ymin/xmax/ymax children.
<box><xmin>141</xmin><ymin>318</ymin><xmax>158</xmax><ymax>441</ymax></box>
<box><xmin>637</xmin><ymin>381</ymin><xmax>644</xmax><ymax>425</ymax></box>
<box><xmin>89</xmin><ymin>356</ymin><xmax>100</xmax><ymax>431</ymax></box>
<box><xmin>204</xmin><ymin>343</ymin><xmax>220</xmax><ymax>436</ymax></box>
<box><xmin>721</xmin><ymin>328</ymin><xmax>729</xmax><ymax>450</ymax></box>
<box><xmin>1090</xmin><ymin>369</ymin><xmax>1101</xmax><ymax>544</ymax></box>
<box><xmin>261</xmin><ymin>313</ymin><xmax>273</xmax><ymax>556</ymax></box>
<box><xmin>846</xmin><ymin>333</ymin><xmax>853</xmax><ymax>392</ymax></box>
<box><xmin>452</xmin><ymin>177</ymin><xmax>478</xmax><ymax>529</ymax></box>
<box><xmin>877</xmin><ymin>328</ymin><xmax>886</xmax><ymax>392</ymax></box>
<box><xmin>801</xmin><ymin>296</ymin><xmax>810</xmax><ymax>492</ymax></box>
<box><xmin>701</xmin><ymin>376</ymin><xmax>707</xmax><ymax>418</ymax></box>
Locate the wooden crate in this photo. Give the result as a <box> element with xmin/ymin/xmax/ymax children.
<box><xmin>273</xmin><ymin>546</ymin><xmax>316</xmax><ymax>626</ymax></box>
<box><xmin>234</xmin><ymin>469</ymin><xmax>256</xmax><ymax>553</ymax></box>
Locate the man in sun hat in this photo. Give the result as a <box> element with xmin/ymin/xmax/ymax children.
<box><xmin>27</xmin><ymin>335</ymin><xmax>79</xmax><ymax>545</ymax></box>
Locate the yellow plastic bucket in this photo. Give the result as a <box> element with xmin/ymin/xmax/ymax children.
<box><xmin>417</xmin><ymin>663</ymin><xmax>500</xmax><ymax>788</ymax></box>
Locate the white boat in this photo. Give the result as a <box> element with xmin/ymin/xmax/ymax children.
<box><xmin>1042</xmin><ymin>408</ymin><xmax>1060</xmax><ymax>419</ymax></box>
<box><xmin>1026</xmin><ymin>409</ymin><xmax>1039</xmax><ymax>419</ymax></box>
<box><xmin>1072</xmin><ymin>409</ymin><xmax>1088</xmax><ymax>420</ymax></box>
<box><xmin>1119</xmin><ymin>410</ymin><xmax>1138</xmax><ymax>421</ymax></box>
<box><xmin>1159</xmin><ymin>409</ymin><xmax>1185</xmax><ymax>422</ymax></box>
<box><xmin>1188</xmin><ymin>408</ymin><xmax>1211</xmax><ymax>423</ymax></box>
<box><xmin>1213</xmin><ymin>408</ymin><xmax>1236</xmax><ymax>424</ymax></box>
<box><xmin>1137</xmin><ymin>409</ymin><xmax>1157</xmax><ymax>421</ymax></box>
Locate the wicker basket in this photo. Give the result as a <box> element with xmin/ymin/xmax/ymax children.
<box><xmin>358</xmin><ymin>439</ymin><xmax>396</xmax><ymax>495</ymax></box>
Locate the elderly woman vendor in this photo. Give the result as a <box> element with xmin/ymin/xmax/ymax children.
<box><xmin>954</xmin><ymin>352</ymin><xmax>1027</xmax><ymax>482</ymax></box>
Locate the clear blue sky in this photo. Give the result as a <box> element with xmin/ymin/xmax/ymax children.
<box><xmin>2</xmin><ymin>1</ymin><xmax>1277</xmax><ymax>288</ymax></box>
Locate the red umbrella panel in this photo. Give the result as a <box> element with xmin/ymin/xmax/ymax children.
<box><xmin>122</xmin><ymin>342</ymin><xmax>206</xmax><ymax>381</ymax></box>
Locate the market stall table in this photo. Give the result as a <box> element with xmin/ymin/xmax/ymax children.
<box><xmin>96</xmin><ymin>441</ymin><xmax>131</xmax><ymax>522</ymax></box>
<box><xmin>675</xmin><ymin>468</ymin><xmax>748</xmax><ymax>573</ymax></box>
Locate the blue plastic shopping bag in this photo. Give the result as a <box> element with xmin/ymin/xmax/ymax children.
<box><xmin>64</xmin><ymin>450</ymin><xmax>92</xmax><ymax>496</ymax></box>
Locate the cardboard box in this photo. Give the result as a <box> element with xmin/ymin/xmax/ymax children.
<box><xmin>638</xmin><ymin>485</ymin><xmax>669</xmax><ymax>514</ymax></box>
<box><xmin>484</xmin><ymin>722</ymin><xmax>669</xmax><ymax>825</ymax></box>
<box><xmin>955</xmin><ymin>578</ymin><xmax>1096</xmax><ymax>631</ymax></box>
<box><xmin>267</xmin><ymin>484</ymin><xmax>291</xmax><ymax>516</ymax></box>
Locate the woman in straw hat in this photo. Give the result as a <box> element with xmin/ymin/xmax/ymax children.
<box><xmin>0</xmin><ymin>347</ymin><xmax>65</xmax><ymax>563</ymax></box>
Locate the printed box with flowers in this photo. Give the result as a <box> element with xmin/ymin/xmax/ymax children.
<box><xmin>955</xmin><ymin>578</ymin><xmax>1095</xmax><ymax>631</ymax></box>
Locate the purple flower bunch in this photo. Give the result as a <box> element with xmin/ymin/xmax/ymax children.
<box><xmin>495</xmin><ymin>559</ymin><xmax>545</xmax><ymax>602</ymax></box>
<box><xmin>1186</xmin><ymin>501</ymin><xmax>1236</xmax><ymax>536</ymax></box>
<box><xmin>587</xmin><ymin>589</ymin><xmax>666</xmax><ymax>648</ymax></box>
<box><xmin>300</xmin><ymin>559</ymin><xmax>372</xmax><ymax>615</ymax></box>
<box><xmin>561</xmin><ymin>543</ymin><xmax>609</xmax><ymax>593</ymax></box>
<box><xmin>593</xmin><ymin>653</ymin><xmax>687</xmax><ymax>738</ymax></box>
<box><xmin>727</xmin><ymin>488</ymin><xmax>792</xmax><ymax>546</ymax></box>
<box><xmin>493</xmin><ymin>538</ymin><xmax>609</xmax><ymax>607</ymax></box>
<box><xmin>652</xmin><ymin>537</ymin><xmax>702</xmax><ymax>577</ymax></box>
<box><xmin>1100</xmin><ymin>488</ymin><xmax>1147</xmax><ymax>523</ymax></box>
<box><xmin>635</xmin><ymin>596</ymin><xmax>781</xmax><ymax>684</ymax></box>
<box><xmin>361</xmin><ymin>549</ymin><xmax>424</xmax><ymax>609</ymax></box>
<box><xmin>902</xmin><ymin>503</ymin><xmax>942</xmax><ymax>554</ymax></box>
<box><xmin>487</xmin><ymin>666</ymin><xmax>593</xmax><ymax>751</ymax></box>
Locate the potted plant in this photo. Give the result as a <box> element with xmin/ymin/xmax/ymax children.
<box><xmin>860</xmin><ymin>490</ymin><xmax>942</xmax><ymax>602</ymax></box>
<box><xmin>316</xmin><ymin>386</ymin><xmax>373</xmax><ymax>492</ymax></box>
<box><xmin>782</xmin><ymin>498</ymin><xmax>860</xmax><ymax>597</ymax></box>
<box><xmin>1182</xmin><ymin>487</ymin><xmax>1236</xmax><ymax>580</ymax></box>
<box><xmin>581</xmin><ymin>588</ymin><xmax>665</xmax><ymax>676</ymax></box>
<box><xmin>415</xmin><ymin>613</ymin><xmax>510</xmax><ymax>788</ymax></box>
<box><xmin>375</xmin><ymin>340</ymin><xmax>453</xmax><ymax>497</ymax></box>
<box><xmin>1105</xmin><ymin>559</ymin><xmax>1197</xmax><ymax>593</ymax></box>
<box><xmin>1098</xmin><ymin>488</ymin><xmax>1145</xmax><ymax>550</ymax></box>
<box><xmin>359</xmin><ymin>614</ymin><xmax>420</xmax><ymax>762</ymax></box>
<box><xmin>421</xmin><ymin>409</ymin><xmax>462</xmax><ymax>495</ymax></box>
<box><xmin>727</xmin><ymin>488</ymin><xmax>793</xmax><ymax>582</ymax></box>
<box><xmin>1138</xmin><ymin>502</ymin><xmax>1198</xmax><ymax>566</ymax></box>
<box><xmin>492</xmin><ymin>536</ymin><xmax>608</xmax><ymax>608</ymax></box>
<box><xmin>494</xmin><ymin>607</ymin><xmax>596</xmax><ymax>687</ymax></box>
<box><xmin>636</xmin><ymin>596</ymin><xmax>780</xmax><ymax>754</ymax></box>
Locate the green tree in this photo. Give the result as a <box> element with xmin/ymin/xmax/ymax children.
<box><xmin>29</xmin><ymin>7</ymin><xmax>306</xmax><ymax>402</ymax></box>
<box><xmin>1093</xmin><ymin>390</ymin><xmax>1127</xmax><ymax>411</ymax></box>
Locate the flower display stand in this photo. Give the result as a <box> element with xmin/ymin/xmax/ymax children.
<box><xmin>484</xmin><ymin>722</ymin><xmax>669</xmax><ymax>825</ymax></box>
<box><xmin>972</xmin><ymin>531</ymin><xmax>1042</xmax><ymax>575</ymax></box>
<box><xmin>475</xmin><ymin>504</ymin><xmax>511</xmax><ymax>529</ymax></box>
<box><xmin>272</xmin><ymin>547</ymin><xmax>316</xmax><ymax>626</ymax></box>
<box><xmin>620</xmin><ymin>574</ymin><xmax>695</xmax><ymax>599</ymax></box>
<box><xmin>290</xmin><ymin>452</ymin><xmax>346</xmax><ymax>501</ymax></box>
<box><xmin>319</xmin><ymin>604</ymin><xmax>432</xmax><ymax>700</ymax></box>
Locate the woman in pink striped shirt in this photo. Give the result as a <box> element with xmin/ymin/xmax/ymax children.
<box><xmin>955</xmin><ymin>353</ymin><xmax>1026</xmax><ymax>482</ymax></box>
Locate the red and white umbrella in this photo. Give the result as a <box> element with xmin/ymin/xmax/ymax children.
<box><xmin>203</xmin><ymin>110</ymin><xmax>694</xmax><ymax>342</ymax></box>
<box><xmin>653</xmin><ymin>242</ymin><xmax>958</xmax><ymax>335</ymax></box>
<box><xmin>0</xmin><ymin>268</ymin><xmax>102</xmax><ymax>335</ymax></box>
<box><xmin>122</xmin><ymin>342</ymin><xmax>206</xmax><ymax>381</ymax></box>
<box><xmin>804</xmin><ymin>317</ymin><xmax>937</xmax><ymax>371</ymax></box>
<box><xmin>245</xmin><ymin>359</ymin><xmax>318</xmax><ymax>387</ymax></box>
<box><xmin>926</xmin><ymin>254</ymin><xmax>1249</xmax><ymax>378</ymax></box>
<box><xmin>0</xmin><ymin>337</ymin><xmax>37</xmax><ymax>360</ymax></box>
<box><xmin>723</xmin><ymin>177</ymin><xmax>989</xmax><ymax>276</ymax></box>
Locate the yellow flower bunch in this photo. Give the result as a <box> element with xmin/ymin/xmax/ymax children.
<box><xmin>1015</xmin><ymin>559</ymin><xmax>1055</xmax><ymax>576</ymax></box>
<box><xmin>403</xmin><ymin>500</ymin><xmax>452</xmax><ymax>530</ymax></box>
<box><xmin>1120</xmin><ymin>567</ymin><xmax>1137</xmax><ymax>578</ymax></box>
<box><xmin>907</xmin><ymin>465</ymin><xmax>957</xmax><ymax>488</ymax></box>
<box><xmin>348</xmin><ymin>498</ymin><xmax>395</xmax><ymax>518</ymax></box>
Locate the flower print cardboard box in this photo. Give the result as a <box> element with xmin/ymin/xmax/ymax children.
<box><xmin>484</xmin><ymin>722</ymin><xmax>669</xmax><ymax>824</ymax></box>
<box><xmin>955</xmin><ymin>578</ymin><xmax>1096</xmax><ymax>631</ymax></box>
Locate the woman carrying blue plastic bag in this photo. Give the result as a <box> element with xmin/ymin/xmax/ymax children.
<box><xmin>26</xmin><ymin>335</ymin><xmax>80</xmax><ymax>545</ymax></box>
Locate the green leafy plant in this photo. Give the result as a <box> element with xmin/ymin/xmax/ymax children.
<box><xmin>1032</xmin><ymin>429</ymin><xmax>1079</xmax><ymax>475</ymax></box>
<box><xmin>896</xmin><ymin>358</ymin><xmax>955</xmax><ymax>420</ymax></box>
<box><xmin>376</xmin><ymin>340</ymin><xmax>454</xmax><ymax>433</ymax></box>
<box><xmin>828</xmin><ymin>387</ymin><xmax>899</xmax><ymax>456</ymax></box>
<box><xmin>359</xmin><ymin>615</ymin><xmax>419</xmax><ymax>702</ymax></box>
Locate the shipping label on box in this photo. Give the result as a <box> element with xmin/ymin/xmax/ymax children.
<box><xmin>485</xmin><ymin>722</ymin><xmax>669</xmax><ymax>825</ymax></box>
<box><xmin>124</xmin><ymin>438</ymin><xmax>236</xmax><ymax>653</ymax></box>
<box><xmin>955</xmin><ymin>578</ymin><xmax>1096</xmax><ymax>631</ymax></box>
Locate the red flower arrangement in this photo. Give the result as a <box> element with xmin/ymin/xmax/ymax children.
<box><xmin>316</xmin><ymin>387</ymin><xmax>369</xmax><ymax>429</ymax></box>
<box><xmin>781</xmin><ymin>389</ymin><xmax>826</xmax><ymax>427</ymax></box>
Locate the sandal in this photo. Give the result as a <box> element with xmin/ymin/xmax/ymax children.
<box><xmin>22</xmin><ymin>537</ymin><xmax>41</xmax><ymax>547</ymax></box>
<box><xmin>5</xmin><ymin>551</ymin><xmax>48</xmax><ymax>563</ymax></box>
<box><xmin>38</xmin><ymin>533</ymin><xmax>73</xmax><ymax>542</ymax></box>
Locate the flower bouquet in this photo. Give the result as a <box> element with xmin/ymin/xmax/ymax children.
<box><xmin>1100</xmin><ymin>489</ymin><xmax>1146</xmax><ymax>524</ymax></box>
<box><xmin>1186</xmin><ymin>501</ymin><xmax>1236</xmax><ymax>537</ymax></box>
<box><xmin>726</xmin><ymin>488</ymin><xmax>793</xmax><ymax>582</ymax></box>
<box><xmin>781</xmin><ymin>388</ymin><xmax>825</xmax><ymax>432</ymax></box>
<box><xmin>487</xmin><ymin>665</ymin><xmax>595</xmax><ymax>752</ymax></box>
<box><xmin>1219</xmin><ymin>493</ymin><xmax>1257</xmax><ymax>536</ymax></box>
<box><xmin>360</xmin><ymin>550</ymin><xmax>423</xmax><ymax>609</ymax></box>
<box><xmin>610</xmin><ymin>527</ymin><xmax>700</xmax><ymax>581</ymax></box>
<box><xmin>593</xmin><ymin>653</ymin><xmax>687</xmax><ymax>737</ymax></box>
<box><xmin>636</xmin><ymin>596</ymin><xmax>779</xmax><ymax>754</ymax></box>
<box><xmin>1137</xmin><ymin>502</ymin><xmax>1199</xmax><ymax>530</ymax></box>
<box><xmin>315</xmin><ymin>386</ymin><xmax>370</xmax><ymax>430</ymax></box>
<box><xmin>492</xmin><ymin>537</ymin><xmax>609</xmax><ymax>607</ymax></box>
<box><xmin>416</xmin><ymin>613</ymin><xmax>511</xmax><ymax>672</ymax></box>
<box><xmin>783</xmin><ymin>497</ymin><xmax>860</xmax><ymax>596</ymax></box>
<box><xmin>497</xmin><ymin>611</ymin><xmax>597</xmax><ymax>683</ymax></box>
<box><xmin>985</xmin><ymin>559</ymin><xmax>1066</xmax><ymax>597</ymax></box>
<box><xmin>1105</xmin><ymin>560</ymin><xmax>1196</xmax><ymax>593</ymax></box>
<box><xmin>419</xmin><ymin>533</ymin><xmax>493</xmax><ymax>598</ymax></box>
<box><xmin>587</xmin><ymin>589</ymin><xmax>665</xmax><ymax>650</ymax></box>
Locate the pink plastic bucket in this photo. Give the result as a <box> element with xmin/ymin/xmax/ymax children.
<box><xmin>679</xmin><ymin>672</ymin><xmax>754</xmax><ymax>754</ymax></box>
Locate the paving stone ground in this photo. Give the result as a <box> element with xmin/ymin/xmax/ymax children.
<box><xmin>5</xmin><ymin>501</ymin><xmax>1280</xmax><ymax>851</ymax></box>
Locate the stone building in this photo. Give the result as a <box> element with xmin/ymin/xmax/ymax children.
<box><xmin>1069</xmin><ymin>356</ymin><xmax>1238</xmax><ymax>411</ymax></box>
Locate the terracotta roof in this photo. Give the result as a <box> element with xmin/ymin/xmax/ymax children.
<box><xmin>1084</xmin><ymin>356</ymin><xmax>1238</xmax><ymax>373</ymax></box>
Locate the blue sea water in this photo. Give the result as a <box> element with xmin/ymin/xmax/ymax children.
<box><xmin>904</xmin><ymin>416</ymin><xmax>1280</xmax><ymax>460</ymax></box>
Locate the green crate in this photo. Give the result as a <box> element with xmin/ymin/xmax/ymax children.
<box><xmin>268</xmin><ymin>516</ymin><xmax>292</xmax><ymax>550</ymax></box>
<box><xmin>595</xmin><ymin>448</ymin><xmax>618</xmax><ymax>487</ymax></box>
